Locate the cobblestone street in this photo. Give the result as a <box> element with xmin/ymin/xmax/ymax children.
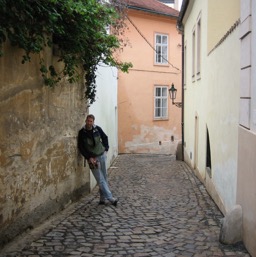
<box><xmin>0</xmin><ymin>154</ymin><xmax>250</xmax><ymax>257</ymax></box>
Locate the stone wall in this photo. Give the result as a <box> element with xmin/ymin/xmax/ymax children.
<box><xmin>0</xmin><ymin>42</ymin><xmax>90</xmax><ymax>246</ymax></box>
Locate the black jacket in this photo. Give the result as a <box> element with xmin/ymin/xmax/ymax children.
<box><xmin>78</xmin><ymin>125</ymin><xmax>109</xmax><ymax>159</ymax></box>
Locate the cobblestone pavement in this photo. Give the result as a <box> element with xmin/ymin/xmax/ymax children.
<box><xmin>0</xmin><ymin>154</ymin><xmax>250</xmax><ymax>257</ymax></box>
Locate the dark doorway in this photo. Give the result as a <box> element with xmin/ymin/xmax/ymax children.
<box><xmin>206</xmin><ymin>127</ymin><xmax>212</xmax><ymax>177</ymax></box>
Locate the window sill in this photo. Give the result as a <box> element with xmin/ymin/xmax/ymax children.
<box><xmin>154</xmin><ymin>63</ymin><xmax>169</xmax><ymax>67</ymax></box>
<box><xmin>197</xmin><ymin>72</ymin><xmax>201</xmax><ymax>81</ymax></box>
<box><xmin>153</xmin><ymin>117</ymin><xmax>169</xmax><ymax>121</ymax></box>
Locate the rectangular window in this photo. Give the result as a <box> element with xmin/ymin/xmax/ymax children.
<box><xmin>197</xmin><ymin>15</ymin><xmax>201</xmax><ymax>76</ymax></box>
<box><xmin>192</xmin><ymin>28</ymin><xmax>196</xmax><ymax>79</ymax></box>
<box><xmin>159</xmin><ymin>0</ymin><xmax>174</xmax><ymax>3</ymax></box>
<box><xmin>155</xmin><ymin>34</ymin><xmax>168</xmax><ymax>64</ymax></box>
<box><xmin>154</xmin><ymin>86</ymin><xmax>168</xmax><ymax>119</ymax></box>
<box><xmin>184</xmin><ymin>42</ymin><xmax>187</xmax><ymax>86</ymax></box>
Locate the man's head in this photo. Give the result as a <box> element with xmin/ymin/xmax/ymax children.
<box><xmin>85</xmin><ymin>114</ymin><xmax>95</xmax><ymax>130</ymax></box>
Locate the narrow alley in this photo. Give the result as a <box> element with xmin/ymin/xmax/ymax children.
<box><xmin>0</xmin><ymin>154</ymin><xmax>250</xmax><ymax>257</ymax></box>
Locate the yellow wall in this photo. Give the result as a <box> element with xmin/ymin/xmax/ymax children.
<box><xmin>207</xmin><ymin>0</ymin><xmax>240</xmax><ymax>52</ymax></box>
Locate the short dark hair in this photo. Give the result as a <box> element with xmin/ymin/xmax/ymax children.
<box><xmin>86</xmin><ymin>114</ymin><xmax>95</xmax><ymax>121</ymax></box>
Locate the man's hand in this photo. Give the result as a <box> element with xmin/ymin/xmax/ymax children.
<box><xmin>89</xmin><ymin>157</ymin><xmax>96</xmax><ymax>164</ymax></box>
<box><xmin>88</xmin><ymin>157</ymin><xmax>98</xmax><ymax>169</ymax></box>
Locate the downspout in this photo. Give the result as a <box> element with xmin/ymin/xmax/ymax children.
<box><xmin>177</xmin><ymin>0</ymin><xmax>189</xmax><ymax>161</ymax></box>
<box><xmin>177</xmin><ymin>26</ymin><xmax>184</xmax><ymax>162</ymax></box>
<box><xmin>181</xmin><ymin>31</ymin><xmax>184</xmax><ymax>161</ymax></box>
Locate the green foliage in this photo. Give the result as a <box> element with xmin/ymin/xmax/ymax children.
<box><xmin>0</xmin><ymin>0</ymin><xmax>132</xmax><ymax>104</ymax></box>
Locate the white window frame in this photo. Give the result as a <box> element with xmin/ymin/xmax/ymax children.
<box><xmin>192</xmin><ymin>27</ymin><xmax>196</xmax><ymax>80</ymax></box>
<box><xmin>184</xmin><ymin>41</ymin><xmax>187</xmax><ymax>87</ymax></box>
<box><xmin>155</xmin><ymin>33</ymin><xmax>168</xmax><ymax>65</ymax></box>
<box><xmin>197</xmin><ymin>13</ymin><xmax>201</xmax><ymax>78</ymax></box>
<box><xmin>154</xmin><ymin>86</ymin><xmax>168</xmax><ymax>119</ymax></box>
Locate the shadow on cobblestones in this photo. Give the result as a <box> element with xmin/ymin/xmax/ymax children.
<box><xmin>1</xmin><ymin>154</ymin><xmax>250</xmax><ymax>257</ymax></box>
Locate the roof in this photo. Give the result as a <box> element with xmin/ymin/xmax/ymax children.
<box><xmin>177</xmin><ymin>0</ymin><xmax>189</xmax><ymax>29</ymax></box>
<box><xmin>122</xmin><ymin>0</ymin><xmax>179</xmax><ymax>18</ymax></box>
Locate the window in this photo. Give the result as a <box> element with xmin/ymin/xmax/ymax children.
<box><xmin>154</xmin><ymin>86</ymin><xmax>168</xmax><ymax>119</ymax></box>
<box><xmin>197</xmin><ymin>15</ymin><xmax>201</xmax><ymax>76</ymax></box>
<box><xmin>184</xmin><ymin>42</ymin><xmax>187</xmax><ymax>86</ymax></box>
<box><xmin>155</xmin><ymin>34</ymin><xmax>168</xmax><ymax>64</ymax></box>
<box><xmin>159</xmin><ymin>0</ymin><xmax>174</xmax><ymax>3</ymax></box>
<box><xmin>158</xmin><ymin>0</ymin><xmax>175</xmax><ymax>8</ymax></box>
<box><xmin>192</xmin><ymin>28</ymin><xmax>196</xmax><ymax>79</ymax></box>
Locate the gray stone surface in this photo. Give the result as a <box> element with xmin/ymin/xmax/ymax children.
<box><xmin>0</xmin><ymin>154</ymin><xmax>250</xmax><ymax>257</ymax></box>
<box><xmin>220</xmin><ymin>205</ymin><xmax>243</xmax><ymax>245</ymax></box>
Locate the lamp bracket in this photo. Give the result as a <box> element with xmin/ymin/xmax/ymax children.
<box><xmin>172</xmin><ymin>101</ymin><xmax>182</xmax><ymax>108</ymax></box>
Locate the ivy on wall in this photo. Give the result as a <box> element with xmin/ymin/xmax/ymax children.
<box><xmin>0</xmin><ymin>0</ymin><xmax>132</xmax><ymax>104</ymax></box>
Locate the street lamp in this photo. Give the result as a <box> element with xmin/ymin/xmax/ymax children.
<box><xmin>168</xmin><ymin>83</ymin><xmax>182</xmax><ymax>108</ymax></box>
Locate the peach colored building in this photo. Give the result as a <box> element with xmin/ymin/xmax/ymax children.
<box><xmin>117</xmin><ymin>0</ymin><xmax>182</xmax><ymax>155</ymax></box>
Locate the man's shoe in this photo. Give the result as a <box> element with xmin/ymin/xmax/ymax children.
<box><xmin>111</xmin><ymin>198</ymin><xmax>118</xmax><ymax>207</ymax></box>
<box><xmin>98</xmin><ymin>200</ymin><xmax>105</xmax><ymax>205</ymax></box>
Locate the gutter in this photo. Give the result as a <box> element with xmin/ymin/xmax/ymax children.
<box><xmin>176</xmin><ymin>0</ymin><xmax>189</xmax><ymax>161</ymax></box>
<box><xmin>127</xmin><ymin>5</ymin><xmax>179</xmax><ymax>19</ymax></box>
<box><xmin>177</xmin><ymin>0</ymin><xmax>189</xmax><ymax>30</ymax></box>
<box><xmin>177</xmin><ymin>33</ymin><xmax>184</xmax><ymax>161</ymax></box>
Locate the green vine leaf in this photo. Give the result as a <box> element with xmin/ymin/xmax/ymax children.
<box><xmin>0</xmin><ymin>0</ymin><xmax>132</xmax><ymax>104</ymax></box>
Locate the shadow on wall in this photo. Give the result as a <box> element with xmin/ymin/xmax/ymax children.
<box><xmin>176</xmin><ymin>141</ymin><xmax>183</xmax><ymax>160</ymax></box>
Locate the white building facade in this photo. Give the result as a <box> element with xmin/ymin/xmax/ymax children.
<box><xmin>237</xmin><ymin>0</ymin><xmax>256</xmax><ymax>256</ymax></box>
<box><xmin>179</xmin><ymin>0</ymin><xmax>240</xmax><ymax>214</ymax></box>
<box><xmin>88</xmin><ymin>64</ymin><xmax>118</xmax><ymax>189</ymax></box>
<box><xmin>179</xmin><ymin>0</ymin><xmax>256</xmax><ymax>256</ymax></box>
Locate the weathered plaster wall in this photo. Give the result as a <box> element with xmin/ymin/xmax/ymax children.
<box><xmin>207</xmin><ymin>0</ymin><xmax>240</xmax><ymax>53</ymax></box>
<box><xmin>182</xmin><ymin>0</ymin><xmax>240</xmax><ymax>214</ymax></box>
<box><xmin>237</xmin><ymin>1</ymin><xmax>256</xmax><ymax>256</ymax></box>
<box><xmin>0</xmin><ymin>42</ymin><xmax>89</xmax><ymax>246</ymax></box>
<box><xmin>183</xmin><ymin>0</ymin><xmax>207</xmax><ymax>171</ymax></box>
<box><xmin>206</xmin><ymin>28</ymin><xmax>240</xmax><ymax>213</ymax></box>
<box><xmin>89</xmin><ymin>63</ymin><xmax>118</xmax><ymax>189</ymax></box>
<box><xmin>117</xmin><ymin>10</ymin><xmax>182</xmax><ymax>155</ymax></box>
<box><xmin>90</xmin><ymin>63</ymin><xmax>118</xmax><ymax>166</ymax></box>
<box><xmin>237</xmin><ymin>127</ymin><xmax>256</xmax><ymax>257</ymax></box>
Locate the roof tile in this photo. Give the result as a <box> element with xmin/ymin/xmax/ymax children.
<box><xmin>122</xmin><ymin>0</ymin><xmax>179</xmax><ymax>17</ymax></box>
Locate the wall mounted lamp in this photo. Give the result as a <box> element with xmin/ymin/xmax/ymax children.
<box><xmin>168</xmin><ymin>83</ymin><xmax>182</xmax><ymax>108</ymax></box>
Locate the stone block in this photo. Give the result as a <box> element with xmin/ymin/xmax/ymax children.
<box><xmin>219</xmin><ymin>205</ymin><xmax>242</xmax><ymax>244</ymax></box>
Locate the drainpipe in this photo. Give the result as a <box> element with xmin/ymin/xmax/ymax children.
<box><xmin>181</xmin><ymin>32</ymin><xmax>184</xmax><ymax>161</ymax></box>
<box><xmin>177</xmin><ymin>0</ymin><xmax>189</xmax><ymax>161</ymax></box>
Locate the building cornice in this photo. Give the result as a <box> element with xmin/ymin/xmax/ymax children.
<box><xmin>177</xmin><ymin>0</ymin><xmax>189</xmax><ymax>31</ymax></box>
<box><xmin>128</xmin><ymin>5</ymin><xmax>178</xmax><ymax>19</ymax></box>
